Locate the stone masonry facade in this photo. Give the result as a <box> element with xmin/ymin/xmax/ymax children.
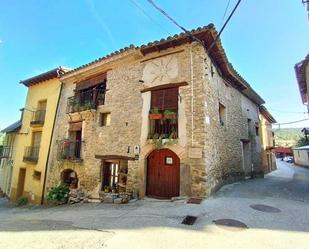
<box><xmin>46</xmin><ymin>26</ymin><xmax>265</xmax><ymax>199</ymax></box>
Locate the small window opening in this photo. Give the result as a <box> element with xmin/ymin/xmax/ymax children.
<box><xmin>33</xmin><ymin>170</ymin><xmax>41</xmax><ymax>180</ymax></box>
<box><xmin>100</xmin><ymin>113</ymin><xmax>111</xmax><ymax>127</ymax></box>
<box><xmin>219</xmin><ymin>103</ymin><xmax>226</xmax><ymax>126</ymax></box>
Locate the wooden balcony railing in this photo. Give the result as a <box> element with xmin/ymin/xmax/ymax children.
<box><xmin>57</xmin><ymin>140</ymin><xmax>82</xmax><ymax>161</ymax></box>
<box><xmin>23</xmin><ymin>146</ymin><xmax>40</xmax><ymax>163</ymax></box>
<box><xmin>67</xmin><ymin>88</ymin><xmax>106</xmax><ymax>113</ymax></box>
<box><xmin>0</xmin><ymin>146</ymin><xmax>10</xmax><ymax>158</ymax></box>
<box><xmin>30</xmin><ymin>110</ymin><xmax>46</xmax><ymax>126</ymax></box>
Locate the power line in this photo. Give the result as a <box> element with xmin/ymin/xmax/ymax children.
<box><xmin>129</xmin><ymin>0</ymin><xmax>172</xmax><ymax>36</ymax></box>
<box><xmin>220</xmin><ymin>0</ymin><xmax>231</xmax><ymax>27</ymax></box>
<box><xmin>273</xmin><ymin>118</ymin><xmax>309</xmax><ymax>126</ymax></box>
<box><xmin>208</xmin><ymin>0</ymin><xmax>242</xmax><ymax>53</ymax></box>
<box><xmin>146</xmin><ymin>0</ymin><xmax>207</xmax><ymax>50</ymax></box>
<box><xmin>267</xmin><ymin>108</ymin><xmax>308</xmax><ymax>114</ymax></box>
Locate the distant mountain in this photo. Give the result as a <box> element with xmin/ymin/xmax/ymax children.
<box><xmin>273</xmin><ymin>128</ymin><xmax>303</xmax><ymax>147</ymax></box>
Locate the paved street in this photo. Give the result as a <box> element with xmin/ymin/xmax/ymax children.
<box><xmin>0</xmin><ymin>160</ymin><xmax>309</xmax><ymax>249</ymax></box>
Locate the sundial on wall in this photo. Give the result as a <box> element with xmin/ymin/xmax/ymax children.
<box><xmin>142</xmin><ymin>55</ymin><xmax>178</xmax><ymax>86</ymax></box>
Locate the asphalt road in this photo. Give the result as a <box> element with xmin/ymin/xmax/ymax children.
<box><xmin>0</xmin><ymin>160</ymin><xmax>308</xmax><ymax>249</ymax></box>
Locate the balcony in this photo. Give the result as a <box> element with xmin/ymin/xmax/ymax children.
<box><xmin>30</xmin><ymin>110</ymin><xmax>46</xmax><ymax>126</ymax></box>
<box><xmin>148</xmin><ymin>110</ymin><xmax>178</xmax><ymax>139</ymax></box>
<box><xmin>67</xmin><ymin>88</ymin><xmax>106</xmax><ymax>113</ymax></box>
<box><xmin>0</xmin><ymin>146</ymin><xmax>10</xmax><ymax>158</ymax></box>
<box><xmin>23</xmin><ymin>146</ymin><xmax>40</xmax><ymax>163</ymax></box>
<box><xmin>57</xmin><ymin>140</ymin><xmax>82</xmax><ymax>161</ymax></box>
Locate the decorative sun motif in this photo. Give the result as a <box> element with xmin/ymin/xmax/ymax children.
<box><xmin>142</xmin><ymin>55</ymin><xmax>178</xmax><ymax>86</ymax></box>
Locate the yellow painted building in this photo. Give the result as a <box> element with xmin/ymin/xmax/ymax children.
<box><xmin>0</xmin><ymin>121</ymin><xmax>21</xmax><ymax>196</ymax></box>
<box><xmin>259</xmin><ymin>106</ymin><xmax>277</xmax><ymax>174</ymax></box>
<box><xmin>10</xmin><ymin>67</ymin><xmax>69</xmax><ymax>204</ymax></box>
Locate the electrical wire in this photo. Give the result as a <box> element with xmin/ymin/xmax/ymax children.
<box><xmin>129</xmin><ymin>0</ymin><xmax>173</xmax><ymax>36</ymax></box>
<box><xmin>208</xmin><ymin>0</ymin><xmax>242</xmax><ymax>53</ymax></box>
<box><xmin>220</xmin><ymin>0</ymin><xmax>231</xmax><ymax>27</ymax></box>
<box><xmin>273</xmin><ymin>118</ymin><xmax>309</xmax><ymax>126</ymax></box>
<box><xmin>267</xmin><ymin>108</ymin><xmax>308</xmax><ymax>114</ymax></box>
<box><xmin>146</xmin><ymin>0</ymin><xmax>207</xmax><ymax>50</ymax></box>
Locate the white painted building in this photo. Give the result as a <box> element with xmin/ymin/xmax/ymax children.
<box><xmin>293</xmin><ymin>145</ymin><xmax>309</xmax><ymax>167</ymax></box>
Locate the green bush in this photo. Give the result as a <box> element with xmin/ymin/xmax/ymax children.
<box><xmin>47</xmin><ymin>183</ymin><xmax>70</xmax><ymax>205</ymax></box>
<box><xmin>16</xmin><ymin>197</ymin><xmax>28</xmax><ymax>206</ymax></box>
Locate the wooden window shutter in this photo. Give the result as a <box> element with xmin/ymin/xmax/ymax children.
<box><xmin>151</xmin><ymin>87</ymin><xmax>178</xmax><ymax>110</ymax></box>
<box><xmin>151</xmin><ymin>89</ymin><xmax>164</xmax><ymax>110</ymax></box>
<box><xmin>163</xmin><ymin>87</ymin><xmax>178</xmax><ymax>110</ymax></box>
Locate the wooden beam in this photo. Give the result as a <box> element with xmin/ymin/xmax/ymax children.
<box><xmin>141</xmin><ymin>82</ymin><xmax>188</xmax><ymax>93</ymax></box>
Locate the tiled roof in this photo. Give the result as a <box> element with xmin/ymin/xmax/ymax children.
<box><xmin>20</xmin><ymin>66</ymin><xmax>71</xmax><ymax>87</ymax></box>
<box><xmin>259</xmin><ymin>105</ymin><xmax>277</xmax><ymax>123</ymax></box>
<box><xmin>1</xmin><ymin>120</ymin><xmax>21</xmax><ymax>133</ymax></box>
<box><xmin>295</xmin><ymin>53</ymin><xmax>309</xmax><ymax>104</ymax></box>
<box><xmin>61</xmin><ymin>24</ymin><xmax>264</xmax><ymax>105</ymax></box>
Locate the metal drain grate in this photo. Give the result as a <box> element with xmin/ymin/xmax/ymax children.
<box><xmin>181</xmin><ymin>215</ymin><xmax>198</xmax><ymax>225</ymax></box>
<box><xmin>213</xmin><ymin>219</ymin><xmax>248</xmax><ymax>231</ymax></box>
<box><xmin>250</xmin><ymin>204</ymin><xmax>281</xmax><ymax>213</ymax></box>
<box><xmin>187</xmin><ymin>198</ymin><xmax>203</xmax><ymax>204</ymax></box>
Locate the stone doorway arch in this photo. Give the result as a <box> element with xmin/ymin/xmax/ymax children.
<box><xmin>146</xmin><ymin>149</ymin><xmax>180</xmax><ymax>199</ymax></box>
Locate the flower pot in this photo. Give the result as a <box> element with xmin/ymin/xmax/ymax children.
<box><xmin>149</xmin><ymin>113</ymin><xmax>163</xmax><ymax>120</ymax></box>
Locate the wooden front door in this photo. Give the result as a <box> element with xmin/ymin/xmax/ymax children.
<box><xmin>147</xmin><ymin>149</ymin><xmax>180</xmax><ymax>199</ymax></box>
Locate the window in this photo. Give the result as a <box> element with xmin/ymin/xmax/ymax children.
<box><xmin>307</xmin><ymin>151</ymin><xmax>309</xmax><ymax>160</ymax></box>
<box><xmin>149</xmin><ymin>87</ymin><xmax>178</xmax><ymax>138</ymax></box>
<box><xmin>100</xmin><ymin>113</ymin><xmax>111</xmax><ymax>127</ymax></box>
<box><xmin>33</xmin><ymin>170</ymin><xmax>41</xmax><ymax>180</ymax></box>
<box><xmin>151</xmin><ymin>87</ymin><xmax>178</xmax><ymax>110</ymax></box>
<box><xmin>247</xmin><ymin>119</ymin><xmax>252</xmax><ymax>136</ymax></box>
<box><xmin>219</xmin><ymin>103</ymin><xmax>226</xmax><ymax>126</ymax></box>
<box><xmin>102</xmin><ymin>161</ymin><xmax>128</xmax><ymax>192</ymax></box>
<box><xmin>255</xmin><ymin>126</ymin><xmax>259</xmax><ymax>136</ymax></box>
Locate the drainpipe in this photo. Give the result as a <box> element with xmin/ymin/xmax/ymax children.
<box><xmin>40</xmin><ymin>82</ymin><xmax>63</xmax><ymax>205</ymax></box>
<box><xmin>190</xmin><ymin>46</ymin><xmax>194</xmax><ymax>147</ymax></box>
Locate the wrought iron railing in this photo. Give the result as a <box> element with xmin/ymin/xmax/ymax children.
<box><xmin>30</xmin><ymin>110</ymin><xmax>46</xmax><ymax>126</ymax></box>
<box><xmin>148</xmin><ymin>117</ymin><xmax>178</xmax><ymax>139</ymax></box>
<box><xmin>0</xmin><ymin>146</ymin><xmax>10</xmax><ymax>158</ymax></box>
<box><xmin>57</xmin><ymin>140</ymin><xmax>82</xmax><ymax>160</ymax></box>
<box><xmin>67</xmin><ymin>88</ymin><xmax>106</xmax><ymax>113</ymax></box>
<box><xmin>23</xmin><ymin>146</ymin><xmax>40</xmax><ymax>163</ymax></box>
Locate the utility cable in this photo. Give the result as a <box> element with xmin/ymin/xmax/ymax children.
<box><xmin>146</xmin><ymin>0</ymin><xmax>207</xmax><ymax>51</ymax></box>
<box><xmin>129</xmin><ymin>0</ymin><xmax>173</xmax><ymax>36</ymax></box>
<box><xmin>220</xmin><ymin>0</ymin><xmax>231</xmax><ymax>27</ymax></box>
<box><xmin>273</xmin><ymin>118</ymin><xmax>309</xmax><ymax>125</ymax></box>
<box><xmin>208</xmin><ymin>0</ymin><xmax>242</xmax><ymax>53</ymax></box>
<box><xmin>267</xmin><ymin>108</ymin><xmax>308</xmax><ymax>114</ymax></box>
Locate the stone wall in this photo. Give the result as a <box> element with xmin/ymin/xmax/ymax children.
<box><xmin>46</xmin><ymin>42</ymin><xmax>263</xmax><ymax>199</ymax></box>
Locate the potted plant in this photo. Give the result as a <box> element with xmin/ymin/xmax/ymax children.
<box><xmin>149</xmin><ymin>107</ymin><xmax>162</xmax><ymax>120</ymax></box>
<box><xmin>163</xmin><ymin>109</ymin><xmax>177</xmax><ymax>119</ymax></box>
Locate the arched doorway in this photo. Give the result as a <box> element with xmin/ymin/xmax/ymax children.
<box><xmin>146</xmin><ymin>149</ymin><xmax>180</xmax><ymax>199</ymax></box>
<box><xmin>61</xmin><ymin>169</ymin><xmax>78</xmax><ymax>189</ymax></box>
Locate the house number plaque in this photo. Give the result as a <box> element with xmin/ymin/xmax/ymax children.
<box><xmin>165</xmin><ymin>157</ymin><xmax>173</xmax><ymax>165</ymax></box>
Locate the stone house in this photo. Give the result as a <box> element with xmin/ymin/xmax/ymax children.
<box><xmin>259</xmin><ymin>106</ymin><xmax>277</xmax><ymax>173</ymax></box>
<box><xmin>0</xmin><ymin>120</ymin><xmax>21</xmax><ymax>197</ymax></box>
<box><xmin>295</xmin><ymin>53</ymin><xmax>309</xmax><ymax>113</ymax></box>
<box><xmin>10</xmin><ymin>67</ymin><xmax>69</xmax><ymax>204</ymax></box>
<box><xmin>46</xmin><ymin>24</ymin><xmax>266</xmax><ymax>200</ymax></box>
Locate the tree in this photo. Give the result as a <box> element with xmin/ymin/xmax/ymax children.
<box><xmin>295</xmin><ymin>137</ymin><xmax>309</xmax><ymax>147</ymax></box>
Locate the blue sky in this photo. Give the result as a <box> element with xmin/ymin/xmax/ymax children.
<box><xmin>0</xmin><ymin>0</ymin><xmax>308</xmax><ymax>129</ymax></box>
